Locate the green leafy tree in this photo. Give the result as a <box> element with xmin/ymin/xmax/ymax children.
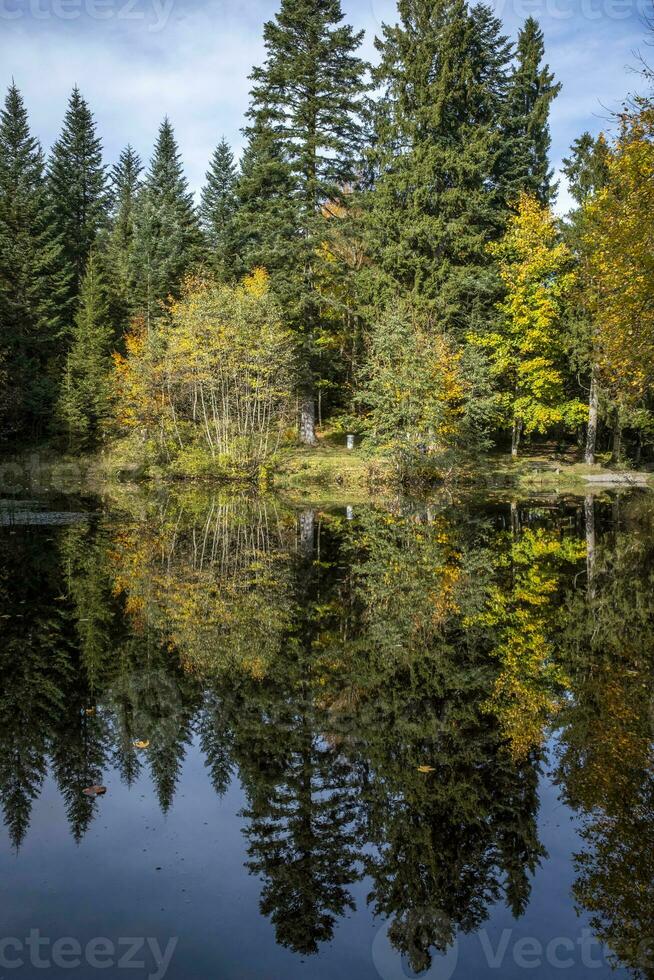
<box><xmin>47</xmin><ymin>86</ymin><xmax>108</xmax><ymax>320</ymax></box>
<box><xmin>580</xmin><ymin>104</ymin><xmax>654</xmax><ymax>463</ymax></box>
<box><xmin>57</xmin><ymin>251</ymin><xmax>114</xmax><ymax>449</ymax></box>
<box><xmin>112</xmin><ymin>269</ymin><xmax>297</xmax><ymax>478</ymax></box>
<box><xmin>502</xmin><ymin>17</ymin><xmax>561</xmax><ymax>204</ymax></box>
<box><xmin>360</xmin><ymin>303</ymin><xmax>467</xmax><ymax>479</ymax></box>
<box><xmin>471</xmin><ymin>194</ymin><xmax>585</xmax><ymax>455</ymax></box>
<box><xmin>200</xmin><ymin>137</ymin><xmax>238</xmax><ymax>280</ymax></box>
<box><xmin>0</xmin><ymin>83</ymin><xmax>66</xmax><ymax>438</ymax></box>
<box><xmin>561</xmin><ymin>132</ymin><xmax>611</xmax><ymax>464</ymax></box>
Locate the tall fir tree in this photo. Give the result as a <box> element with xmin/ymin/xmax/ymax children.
<box><xmin>130</xmin><ymin>118</ymin><xmax>201</xmax><ymax>329</ymax></box>
<box><xmin>239</xmin><ymin>0</ymin><xmax>368</xmax><ymax>442</ymax></box>
<box><xmin>105</xmin><ymin>144</ymin><xmax>142</xmax><ymax>331</ymax></box>
<box><xmin>47</xmin><ymin>86</ymin><xmax>108</xmax><ymax>321</ymax></box>
<box><xmin>502</xmin><ymin>17</ymin><xmax>560</xmax><ymax>204</ymax></box>
<box><xmin>57</xmin><ymin>251</ymin><xmax>113</xmax><ymax>449</ymax></box>
<box><xmin>0</xmin><ymin>83</ymin><xmax>66</xmax><ymax>438</ymax></box>
<box><xmin>366</xmin><ymin>0</ymin><xmax>513</xmax><ymax>333</ymax></box>
<box><xmin>200</xmin><ymin>137</ymin><xmax>238</xmax><ymax>281</ymax></box>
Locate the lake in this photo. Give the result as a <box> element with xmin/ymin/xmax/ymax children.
<box><xmin>1</xmin><ymin>482</ymin><xmax>653</xmax><ymax>979</ymax></box>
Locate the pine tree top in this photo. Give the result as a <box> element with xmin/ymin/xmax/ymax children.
<box><xmin>200</xmin><ymin>138</ymin><xmax>237</xmax><ymax>237</ymax></box>
<box><xmin>112</xmin><ymin>145</ymin><xmax>143</xmax><ymax>197</ymax></box>
<box><xmin>502</xmin><ymin>16</ymin><xmax>561</xmax><ymax>204</ymax></box>
<box><xmin>1</xmin><ymin>83</ymin><xmax>42</xmax><ymax>164</ymax></box>
<box><xmin>562</xmin><ymin>132</ymin><xmax>610</xmax><ymax>206</ymax></box>
<box><xmin>202</xmin><ymin>139</ymin><xmax>236</xmax><ymax>200</ymax></box>
<box><xmin>146</xmin><ymin>117</ymin><xmax>194</xmax><ymax>211</ymax></box>
<box><xmin>49</xmin><ymin>86</ymin><xmax>106</xmax><ymax>179</ymax></box>
<box><xmin>246</xmin><ymin>0</ymin><xmax>368</xmax><ymax>202</ymax></box>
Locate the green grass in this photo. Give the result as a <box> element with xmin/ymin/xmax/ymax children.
<box><xmin>18</xmin><ymin>435</ymin><xmax>651</xmax><ymax>504</ymax></box>
<box><xmin>272</xmin><ymin>434</ymin><xmax>391</xmax><ymax>502</ymax></box>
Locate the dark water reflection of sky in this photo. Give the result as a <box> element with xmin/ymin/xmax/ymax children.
<box><xmin>1</xmin><ymin>489</ymin><xmax>651</xmax><ymax>980</ymax></box>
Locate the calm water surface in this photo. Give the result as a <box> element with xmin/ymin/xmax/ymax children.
<box><xmin>1</xmin><ymin>486</ymin><xmax>653</xmax><ymax>979</ymax></box>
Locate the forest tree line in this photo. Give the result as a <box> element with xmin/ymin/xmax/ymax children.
<box><xmin>1</xmin><ymin>0</ymin><xmax>653</xmax><ymax>478</ymax></box>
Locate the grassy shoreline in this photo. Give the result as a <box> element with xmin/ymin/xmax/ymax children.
<box><xmin>1</xmin><ymin>438</ymin><xmax>652</xmax><ymax>502</ymax></box>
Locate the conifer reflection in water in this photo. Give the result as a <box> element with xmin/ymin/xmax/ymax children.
<box><xmin>1</xmin><ymin>491</ymin><xmax>653</xmax><ymax>976</ymax></box>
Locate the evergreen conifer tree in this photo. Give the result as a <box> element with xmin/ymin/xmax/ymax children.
<box><xmin>235</xmin><ymin>118</ymin><xmax>302</xmax><ymax>302</ymax></box>
<box><xmin>502</xmin><ymin>17</ymin><xmax>560</xmax><ymax>204</ymax></box>
<box><xmin>47</xmin><ymin>86</ymin><xmax>108</xmax><ymax>320</ymax></box>
<box><xmin>106</xmin><ymin>144</ymin><xmax>142</xmax><ymax>330</ymax></box>
<box><xmin>130</xmin><ymin>118</ymin><xmax>201</xmax><ymax>328</ymax></box>
<box><xmin>366</xmin><ymin>0</ymin><xmax>513</xmax><ymax>332</ymax></box>
<box><xmin>57</xmin><ymin>251</ymin><xmax>113</xmax><ymax>449</ymax></box>
<box><xmin>200</xmin><ymin>137</ymin><xmax>238</xmax><ymax>280</ymax></box>
<box><xmin>0</xmin><ymin>83</ymin><xmax>66</xmax><ymax>438</ymax></box>
<box><xmin>562</xmin><ymin>132</ymin><xmax>610</xmax><ymax>207</ymax></box>
<box><xmin>239</xmin><ymin>0</ymin><xmax>368</xmax><ymax>441</ymax></box>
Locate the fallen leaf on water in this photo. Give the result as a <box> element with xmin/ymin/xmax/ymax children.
<box><xmin>82</xmin><ymin>786</ymin><xmax>107</xmax><ymax>797</ymax></box>
<box><xmin>133</xmin><ymin>740</ymin><xmax>150</xmax><ymax>749</ymax></box>
<box><xmin>417</xmin><ymin>765</ymin><xmax>436</xmax><ymax>774</ymax></box>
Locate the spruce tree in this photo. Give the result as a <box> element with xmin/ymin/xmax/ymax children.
<box><xmin>110</xmin><ymin>143</ymin><xmax>142</xmax><ymax>217</ymax></box>
<box><xmin>106</xmin><ymin>144</ymin><xmax>142</xmax><ymax>330</ymax></box>
<box><xmin>0</xmin><ymin>83</ymin><xmax>66</xmax><ymax>438</ymax></box>
<box><xmin>562</xmin><ymin>132</ymin><xmax>610</xmax><ymax>207</ymax></box>
<box><xmin>130</xmin><ymin>118</ymin><xmax>201</xmax><ymax>328</ymax></box>
<box><xmin>47</xmin><ymin>86</ymin><xmax>108</xmax><ymax>320</ymax></box>
<box><xmin>247</xmin><ymin>0</ymin><xmax>367</xmax><ymax>210</ymax></box>
<box><xmin>57</xmin><ymin>251</ymin><xmax>113</xmax><ymax>449</ymax></box>
<box><xmin>239</xmin><ymin>0</ymin><xmax>368</xmax><ymax>441</ymax></box>
<box><xmin>502</xmin><ymin>17</ymin><xmax>560</xmax><ymax>204</ymax></box>
<box><xmin>200</xmin><ymin>137</ymin><xmax>238</xmax><ymax>281</ymax></box>
<box><xmin>367</xmin><ymin>0</ymin><xmax>512</xmax><ymax>332</ymax></box>
<box><xmin>235</xmin><ymin>118</ymin><xmax>302</xmax><ymax>300</ymax></box>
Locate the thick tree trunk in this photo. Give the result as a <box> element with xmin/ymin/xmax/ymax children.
<box><xmin>585</xmin><ymin>368</ymin><xmax>599</xmax><ymax>466</ymax></box>
<box><xmin>511</xmin><ymin>419</ymin><xmax>522</xmax><ymax>458</ymax></box>
<box><xmin>299</xmin><ymin>508</ymin><xmax>315</xmax><ymax>556</ymax></box>
<box><xmin>610</xmin><ymin>408</ymin><xmax>621</xmax><ymax>465</ymax></box>
<box><xmin>299</xmin><ymin>396</ymin><xmax>317</xmax><ymax>446</ymax></box>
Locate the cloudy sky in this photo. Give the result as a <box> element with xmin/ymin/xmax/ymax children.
<box><xmin>1</xmin><ymin>0</ymin><xmax>652</xmax><ymax>212</ymax></box>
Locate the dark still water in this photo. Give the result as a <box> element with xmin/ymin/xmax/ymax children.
<box><xmin>1</xmin><ymin>488</ymin><xmax>653</xmax><ymax>980</ymax></box>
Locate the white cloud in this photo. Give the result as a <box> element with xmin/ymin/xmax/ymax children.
<box><xmin>0</xmin><ymin>0</ymin><xmax>650</xmax><ymax>205</ymax></box>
